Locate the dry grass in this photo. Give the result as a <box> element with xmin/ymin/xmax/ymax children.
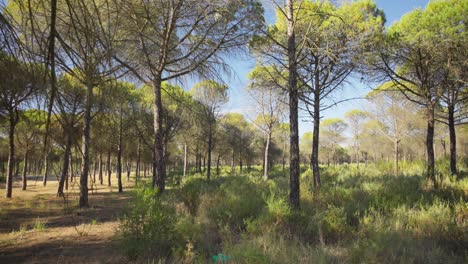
<box><xmin>0</xmin><ymin>173</ymin><xmax>138</xmax><ymax>263</ymax></box>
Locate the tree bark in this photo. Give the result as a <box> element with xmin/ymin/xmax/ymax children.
<box><xmin>207</xmin><ymin>122</ymin><xmax>212</xmax><ymax>180</ymax></box>
<box><xmin>79</xmin><ymin>83</ymin><xmax>93</xmax><ymax>208</ymax></box>
<box><xmin>426</xmin><ymin>106</ymin><xmax>436</xmax><ymax>187</ymax></box>
<box><xmin>287</xmin><ymin>0</ymin><xmax>300</xmax><ymax>209</ymax></box>
<box><xmin>448</xmin><ymin>105</ymin><xmax>457</xmax><ymax>176</ymax></box>
<box><xmin>42</xmin><ymin>152</ymin><xmax>49</xmax><ymax>186</ymax></box>
<box><xmin>58</xmin><ymin>134</ymin><xmax>72</xmax><ymax>197</ymax></box>
<box><xmin>136</xmin><ymin>139</ymin><xmax>141</xmax><ymax>182</ymax></box>
<box><xmin>311</xmin><ymin>91</ymin><xmax>321</xmax><ymax>191</ymax></box>
<box><xmin>107</xmin><ymin>151</ymin><xmax>111</xmax><ymax>186</ymax></box>
<box><xmin>263</xmin><ymin>131</ymin><xmax>271</xmax><ymax>180</ymax></box>
<box><xmin>152</xmin><ymin>78</ymin><xmax>166</xmax><ymax>192</ymax></box>
<box><xmin>98</xmin><ymin>153</ymin><xmax>103</xmax><ymax>185</ymax></box>
<box><xmin>183</xmin><ymin>143</ymin><xmax>187</xmax><ymax>177</ymax></box>
<box><xmin>393</xmin><ymin>138</ymin><xmax>399</xmax><ymax>176</ymax></box>
<box><xmin>5</xmin><ymin>114</ymin><xmax>17</xmax><ymax>198</ymax></box>
<box><xmin>117</xmin><ymin>110</ymin><xmax>123</xmax><ymax>193</ymax></box>
<box><xmin>22</xmin><ymin>151</ymin><xmax>28</xmax><ymax>191</ymax></box>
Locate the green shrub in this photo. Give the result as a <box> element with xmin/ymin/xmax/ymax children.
<box><xmin>119</xmin><ymin>185</ymin><xmax>182</xmax><ymax>260</ymax></box>
<box><xmin>197</xmin><ymin>176</ymin><xmax>266</xmax><ymax>231</ymax></box>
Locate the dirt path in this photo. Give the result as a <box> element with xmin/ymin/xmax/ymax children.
<box><xmin>0</xmin><ymin>177</ymin><xmax>135</xmax><ymax>263</ymax></box>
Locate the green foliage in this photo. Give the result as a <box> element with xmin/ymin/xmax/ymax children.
<box><xmin>119</xmin><ymin>184</ymin><xmax>182</xmax><ymax>260</ymax></box>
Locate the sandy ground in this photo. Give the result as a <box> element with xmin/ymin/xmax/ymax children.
<box><xmin>0</xmin><ymin>174</ymin><xmax>136</xmax><ymax>263</ymax></box>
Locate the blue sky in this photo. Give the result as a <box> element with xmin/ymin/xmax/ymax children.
<box><xmin>0</xmin><ymin>0</ymin><xmax>431</xmax><ymax>135</ymax></box>
<box><xmin>222</xmin><ymin>0</ymin><xmax>432</xmax><ymax>136</ymax></box>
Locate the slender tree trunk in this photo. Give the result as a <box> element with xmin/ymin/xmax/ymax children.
<box><xmin>98</xmin><ymin>153</ymin><xmax>103</xmax><ymax>185</ymax></box>
<box><xmin>152</xmin><ymin>78</ymin><xmax>166</xmax><ymax>192</ymax></box>
<box><xmin>216</xmin><ymin>154</ymin><xmax>221</xmax><ymax>176</ymax></box>
<box><xmin>58</xmin><ymin>134</ymin><xmax>72</xmax><ymax>197</ymax></box>
<box><xmin>136</xmin><ymin>139</ymin><xmax>141</xmax><ymax>181</ymax></box>
<box><xmin>79</xmin><ymin>83</ymin><xmax>93</xmax><ymax>208</ymax></box>
<box><xmin>117</xmin><ymin>110</ymin><xmax>123</xmax><ymax>193</ymax></box>
<box><xmin>107</xmin><ymin>151</ymin><xmax>111</xmax><ymax>186</ymax></box>
<box><xmin>22</xmin><ymin>151</ymin><xmax>28</xmax><ymax>191</ymax></box>
<box><xmin>263</xmin><ymin>131</ymin><xmax>271</xmax><ymax>180</ymax></box>
<box><xmin>42</xmin><ymin>152</ymin><xmax>49</xmax><ymax>186</ymax></box>
<box><xmin>448</xmin><ymin>106</ymin><xmax>457</xmax><ymax>176</ymax></box>
<box><xmin>183</xmin><ymin>143</ymin><xmax>187</xmax><ymax>177</ymax></box>
<box><xmin>426</xmin><ymin>105</ymin><xmax>436</xmax><ymax>187</ymax></box>
<box><xmin>394</xmin><ymin>138</ymin><xmax>399</xmax><ymax>176</ymax></box>
<box><xmin>231</xmin><ymin>149</ymin><xmax>235</xmax><ymax>174</ymax></box>
<box><xmin>126</xmin><ymin>161</ymin><xmax>131</xmax><ymax>182</ymax></box>
<box><xmin>287</xmin><ymin>0</ymin><xmax>300</xmax><ymax>209</ymax></box>
<box><xmin>207</xmin><ymin>123</ymin><xmax>212</xmax><ymax>180</ymax></box>
<box><xmin>5</xmin><ymin>114</ymin><xmax>16</xmax><ymax>198</ymax></box>
<box><xmin>92</xmin><ymin>160</ymin><xmax>97</xmax><ymax>184</ymax></box>
<box><xmin>311</xmin><ymin>93</ymin><xmax>321</xmax><ymax>191</ymax></box>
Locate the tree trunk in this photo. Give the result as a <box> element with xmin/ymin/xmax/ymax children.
<box><xmin>152</xmin><ymin>78</ymin><xmax>166</xmax><ymax>192</ymax></box>
<box><xmin>426</xmin><ymin>106</ymin><xmax>436</xmax><ymax>187</ymax></box>
<box><xmin>183</xmin><ymin>143</ymin><xmax>187</xmax><ymax>177</ymax></box>
<box><xmin>126</xmin><ymin>160</ymin><xmax>131</xmax><ymax>182</ymax></box>
<box><xmin>22</xmin><ymin>151</ymin><xmax>28</xmax><ymax>191</ymax></box>
<box><xmin>216</xmin><ymin>154</ymin><xmax>221</xmax><ymax>176</ymax></box>
<box><xmin>5</xmin><ymin>114</ymin><xmax>16</xmax><ymax>198</ymax></box>
<box><xmin>393</xmin><ymin>138</ymin><xmax>399</xmax><ymax>176</ymax></box>
<box><xmin>207</xmin><ymin>122</ymin><xmax>212</xmax><ymax>180</ymax></box>
<box><xmin>42</xmin><ymin>152</ymin><xmax>49</xmax><ymax>186</ymax></box>
<box><xmin>311</xmin><ymin>93</ymin><xmax>321</xmax><ymax>191</ymax></box>
<box><xmin>448</xmin><ymin>105</ymin><xmax>457</xmax><ymax>176</ymax></box>
<box><xmin>231</xmin><ymin>149</ymin><xmax>235</xmax><ymax>174</ymax></box>
<box><xmin>79</xmin><ymin>83</ymin><xmax>93</xmax><ymax>208</ymax></box>
<box><xmin>117</xmin><ymin>110</ymin><xmax>123</xmax><ymax>193</ymax></box>
<box><xmin>136</xmin><ymin>139</ymin><xmax>141</xmax><ymax>182</ymax></box>
<box><xmin>58</xmin><ymin>134</ymin><xmax>72</xmax><ymax>197</ymax></box>
<box><xmin>287</xmin><ymin>0</ymin><xmax>300</xmax><ymax>209</ymax></box>
<box><xmin>263</xmin><ymin>132</ymin><xmax>271</xmax><ymax>180</ymax></box>
<box><xmin>98</xmin><ymin>153</ymin><xmax>103</xmax><ymax>185</ymax></box>
<box><xmin>107</xmin><ymin>151</ymin><xmax>111</xmax><ymax>186</ymax></box>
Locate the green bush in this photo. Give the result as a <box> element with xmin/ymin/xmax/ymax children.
<box><xmin>119</xmin><ymin>185</ymin><xmax>182</xmax><ymax>260</ymax></box>
<box><xmin>197</xmin><ymin>176</ymin><xmax>266</xmax><ymax>231</ymax></box>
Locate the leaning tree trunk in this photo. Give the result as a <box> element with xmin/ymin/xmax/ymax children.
<box><xmin>287</xmin><ymin>0</ymin><xmax>300</xmax><ymax>209</ymax></box>
<box><xmin>22</xmin><ymin>151</ymin><xmax>28</xmax><ymax>191</ymax></box>
<box><xmin>426</xmin><ymin>104</ymin><xmax>436</xmax><ymax>188</ymax></box>
<box><xmin>57</xmin><ymin>133</ymin><xmax>72</xmax><ymax>197</ymax></box>
<box><xmin>79</xmin><ymin>82</ymin><xmax>93</xmax><ymax>208</ymax></box>
<box><xmin>152</xmin><ymin>77</ymin><xmax>166</xmax><ymax>192</ymax></box>
<box><xmin>5</xmin><ymin>114</ymin><xmax>17</xmax><ymax>198</ymax></box>
<box><xmin>448</xmin><ymin>105</ymin><xmax>457</xmax><ymax>176</ymax></box>
<box><xmin>263</xmin><ymin>131</ymin><xmax>271</xmax><ymax>180</ymax></box>
<box><xmin>311</xmin><ymin>89</ymin><xmax>321</xmax><ymax>191</ymax></box>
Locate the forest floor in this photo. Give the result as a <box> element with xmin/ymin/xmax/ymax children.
<box><xmin>0</xmin><ymin>175</ymin><xmax>136</xmax><ymax>264</ymax></box>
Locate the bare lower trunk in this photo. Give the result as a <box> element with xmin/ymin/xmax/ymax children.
<box><xmin>5</xmin><ymin>114</ymin><xmax>16</xmax><ymax>198</ymax></box>
<box><xmin>426</xmin><ymin>106</ymin><xmax>436</xmax><ymax>187</ymax></box>
<box><xmin>448</xmin><ymin>106</ymin><xmax>457</xmax><ymax>176</ymax></box>
<box><xmin>42</xmin><ymin>152</ymin><xmax>49</xmax><ymax>186</ymax></box>
<box><xmin>98</xmin><ymin>153</ymin><xmax>103</xmax><ymax>185</ymax></box>
<box><xmin>287</xmin><ymin>0</ymin><xmax>300</xmax><ymax>209</ymax></box>
<box><xmin>58</xmin><ymin>134</ymin><xmax>72</xmax><ymax>197</ymax></box>
<box><xmin>107</xmin><ymin>151</ymin><xmax>111</xmax><ymax>186</ymax></box>
<box><xmin>263</xmin><ymin>132</ymin><xmax>271</xmax><ymax>180</ymax></box>
<box><xmin>207</xmin><ymin>123</ymin><xmax>212</xmax><ymax>180</ymax></box>
<box><xmin>22</xmin><ymin>152</ymin><xmax>28</xmax><ymax>191</ymax></box>
<box><xmin>311</xmin><ymin>96</ymin><xmax>320</xmax><ymax>191</ymax></box>
<box><xmin>183</xmin><ymin>143</ymin><xmax>187</xmax><ymax>177</ymax></box>
<box><xmin>136</xmin><ymin>139</ymin><xmax>141</xmax><ymax>182</ymax></box>
<box><xmin>153</xmin><ymin>78</ymin><xmax>166</xmax><ymax>192</ymax></box>
<box><xmin>117</xmin><ymin>111</ymin><xmax>123</xmax><ymax>193</ymax></box>
<box><xmin>394</xmin><ymin>138</ymin><xmax>399</xmax><ymax>176</ymax></box>
<box><xmin>79</xmin><ymin>83</ymin><xmax>93</xmax><ymax>208</ymax></box>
